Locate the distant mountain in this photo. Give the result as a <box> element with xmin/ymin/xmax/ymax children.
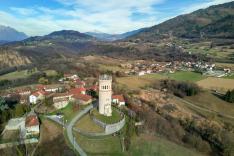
<box><xmin>86</xmin><ymin>28</ymin><xmax>145</xmax><ymax>41</ymax></box>
<box><xmin>0</xmin><ymin>25</ymin><xmax>28</xmax><ymax>42</ymax></box>
<box><xmin>130</xmin><ymin>1</ymin><xmax>234</xmax><ymax>41</ymax></box>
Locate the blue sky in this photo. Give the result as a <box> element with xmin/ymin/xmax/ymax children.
<box><xmin>0</xmin><ymin>0</ymin><xmax>232</xmax><ymax>36</ymax></box>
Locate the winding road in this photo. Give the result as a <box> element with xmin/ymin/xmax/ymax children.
<box><xmin>66</xmin><ymin>104</ymin><xmax>94</xmax><ymax>156</ymax></box>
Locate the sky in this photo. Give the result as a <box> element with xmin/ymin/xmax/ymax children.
<box><xmin>0</xmin><ymin>0</ymin><xmax>232</xmax><ymax>36</ymax></box>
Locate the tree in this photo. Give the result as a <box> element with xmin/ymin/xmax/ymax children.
<box><xmin>14</xmin><ymin>104</ymin><xmax>25</xmax><ymax>117</ymax></box>
<box><xmin>224</xmin><ymin>89</ymin><xmax>234</xmax><ymax>103</ymax></box>
<box><xmin>38</xmin><ymin>77</ymin><xmax>49</xmax><ymax>85</ymax></box>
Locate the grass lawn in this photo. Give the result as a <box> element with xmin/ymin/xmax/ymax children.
<box><xmin>50</xmin><ymin>103</ymin><xmax>85</xmax><ymax>122</ymax></box>
<box><xmin>129</xmin><ymin>134</ymin><xmax>205</xmax><ymax>156</ymax></box>
<box><xmin>75</xmin><ymin>133</ymin><xmax>123</xmax><ymax>156</ymax></box>
<box><xmin>75</xmin><ymin>114</ymin><xmax>104</xmax><ymax>133</ymax></box>
<box><xmin>44</xmin><ymin>70</ymin><xmax>58</xmax><ymax>76</ymax></box>
<box><xmin>164</xmin><ymin>71</ymin><xmax>205</xmax><ymax>82</ymax></box>
<box><xmin>0</xmin><ymin>69</ymin><xmax>38</xmax><ymax>80</ymax></box>
<box><xmin>92</xmin><ymin>108</ymin><xmax>123</xmax><ymax>124</ymax></box>
<box><xmin>74</xmin><ymin>132</ymin><xmax>204</xmax><ymax>156</ymax></box>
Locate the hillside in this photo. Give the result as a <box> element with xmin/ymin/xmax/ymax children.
<box><xmin>130</xmin><ymin>1</ymin><xmax>234</xmax><ymax>41</ymax></box>
<box><xmin>0</xmin><ymin>25</ymin><xmax>28</xmax><ymax>42</ymax></box>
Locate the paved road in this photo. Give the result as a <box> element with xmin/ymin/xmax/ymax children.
<box><xmin>174</xmin><ymin>96</ymin><xmax>234</xmax><ymax>119</ymax></box>
<box><xmin>66</xmin><ymin>104</ymin><xmax>94</xmax><ymax>156</ymax></box>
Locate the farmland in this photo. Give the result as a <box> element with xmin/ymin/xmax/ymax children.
<box><xmin>197</xmin><ymin>77</ymin><xmax>234</xmax><ymax>91</ymax></box>
<box><xmin>117</xmin><ymin>71</ymin><xmax>205</xmax><ymax>90</ymax></box>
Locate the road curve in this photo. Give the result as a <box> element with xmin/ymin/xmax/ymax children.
<box><xmin>66</xmin><ymin>104</ymin><xmax>94</xmax><ymax>156</ymax></box>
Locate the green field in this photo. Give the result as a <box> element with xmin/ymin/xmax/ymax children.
<box><xmin>75</xmin><ymin>114</ymin><xmax>104</xmax><ymax>133</ymax></box>
<box><xmin>74</xmin><ymin>132</ymin><xmax>204</xmax><ymax>156</ymax></box>
<box><xmin>92</xmin><ymin>108</ymin><xmax>122</xmax><ymax>124</ymax></box>
<box><xmin>129</xmin><ymin>135</ymin><xmax>205</xmax><ymax>156</ymax></box>
<box><xmin>50</xmin><ymin>103</ymin><xmax>85</xmax><ymax>121</ymax></box>
<box><xmin>165</xmin><ymin>71</ymin><xmax>205</xmax><ymax>82</ymax></box>
<box><xmin>0</xmin><ymin>69</ymin><xmax>38</xmax><ymax>80</ymax></box>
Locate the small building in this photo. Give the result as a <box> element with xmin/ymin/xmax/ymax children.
<box><xmin>53</xmin><ymin>93</ymin><xmax>73</xmax><ymax>109</ymax></box>
<box><xmin>69</xmin><ymin>87</ymin><xmax>86</xmax><ymax>95</ymax></box>
<box><xmin>29</xmin><ymin>90</ymin><xmax>47</xmax><ymax>104</ymax></box>
<box><xmin>138</xmin><ymin>71</ymin><xmax>145</xmax><ymax>76</ymax></box>
<box><xmin>25</xmin><ymin>112</ymin><xmax>40</xmax><ymax>138</ymax></box>
<box><xmin>53</xmin><ymin>97</ymin><xmax>70</xmax><ymax>109</ymax></box>
<box><xmin>17</xmin><ymin>88</ymin><xmax>31</xmax><ymax>96</ymax></box>
<box><xmin>112</xmin><ymin>95</ymin><xmax>125</xmax><ymax>106</ymax></box>
<box><xmin>64</xmin><ymin>74</ymin><xmax>79</xmax><ymax>80</ymax></box>
<box><xmin>72</xmin><ymin>94</ymin><xmax>92</xmax><ymax>105</ymax></box>
<box><xmin>5</xmin><ymin>117</ymin><xmax>25</xmax><ymax>131</ymax></box>
<box><xmin>74</xmin><ymin>79</ymin><xmax>86</xmax><ymax>87</ymax></box>
<box><xmin>44</xmin><ymin>85</ymin><xmax>63</xmax><ymax>93</ymax></box>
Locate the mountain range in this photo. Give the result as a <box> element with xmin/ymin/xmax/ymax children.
<box><xmin>86</xmin><ymin>28</ymin><xmax>145</xmax><ymax>41</ymax></box>
<box><xmin>0</xmin><ymin>1</ymin><xmax>234</xmax><ymax>69</ymax></box>
<box><xmin>0</xmin><ymin>25</ymin><xmax>28</xmax><ymax>43</ymax></box>
<box><xmin>130</xmin><ymin>1</ymin><xmax>234</xmax><ymax>41</ymax></box>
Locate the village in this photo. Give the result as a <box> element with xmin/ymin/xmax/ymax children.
<box><xmin>0</xmin><ymin>73</ymin><xmax>126</xmax><ymax>149</ymax></box>
<box><xmin>121</xmin><ymin>61</ymin><xmax>232</xmax><ymax>78</ymax></box>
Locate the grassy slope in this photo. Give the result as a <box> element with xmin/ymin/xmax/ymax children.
<box><xmin>92</xmin><ymin>108</ymin><xmax>122</xmax><ymax>124</ymax></box>
<box><xmin>0</xmin><ymin>70</ymin><xmax>38</xmax><ymax>80</ymax></box>
<box><xmin>74</xmin><ymin>132</ymin><xmax>204</xmax><ymax>156</ymax></box>
<box><xmin>75</xmin><ymin>114</ymin><xmax>104</xmax><ymax>133</ymax></box>
<box><xmin>185</xmin><ymin>91</ymin><xmax>234</xmax><ymax>116</ymax></box>
<box><xmin>129</xmin><ymin>134</ymin><xmax>205</xmax><ymax>156</ymax></box>
<box><xmin>117</xmin><ymin>71</ymin><xmax>205</xmax><ymax>90</ymax></box>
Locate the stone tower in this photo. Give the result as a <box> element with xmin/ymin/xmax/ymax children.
<box><xmin>99</xmin><ymin>74</ymin><xmax>112</xmax><ymax>116</ymax></box>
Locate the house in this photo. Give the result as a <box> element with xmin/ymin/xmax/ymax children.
<box><xmin>25</xmin><ymin>112</ymin><xmax>40</xmax><ymax>138</ymax></box>
<box><xmin>17</xmin><ymin>88</ymin><xmax>31</xmax><ymax>96</ymax></box>
<box><xmin>72</xmin><ymin>94</ymin><xmax>92</xmax><ymax>105</ymax></box>
<box><xmin>44</xmin><ymin>84</ymin><xmax>63</xmax><ymax>93</ymax></box>
<box><xmin>53</xmin><ymin>93</ymin><xmax>73</xmax><ymax>109</ymax></box>
<box><xmin>29</xmin><ymin>90</ymin><xmax>47</xmax><ymax>104</ymax></box>
<box><xmin>112</xmin><ymin>95</ymin><xmax>125</xmax><ymax>106</ymax></box>
<box><xmin>138</xmin><ymin>71</ymin><xmax>145</xmax><ymax>76</ymax></box>
<box><xmin>53</xmin><ymin>97</ymin><xmax>70</xmax><ymax>109</ymax></box>
<box><xmin>74</xmin><ymin>79</ymin><xmax>86</xmax><ymax>87</ymax></box>
<box><xmin>64</xmin><ymin>74</ymin><xmax>79</xmax><ymax>80</ymax></box>
<box><xmin>69</xmin><ymin>87</ymin><xmax>86</xmax><ymax>95</ymax></box>
<box><xmin>5</xmin><ymin>117</ymin><xmax>25</xmax><ymax>131</ymax></box>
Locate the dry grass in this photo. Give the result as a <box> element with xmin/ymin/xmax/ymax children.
<box><xmin>185</xmin><ymin>91</ymin><xmax>234</xmax><ymax>116</ymax></box>
<box><xmin>197</xmin><ymin>77</ymin><xmax>234</xmax><ymax>91</ymax></box>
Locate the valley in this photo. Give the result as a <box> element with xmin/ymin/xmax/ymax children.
<box><xmin>0</xmin><ymin>1</ymin><xmax>234</xmax><ymax>156</ymax></box>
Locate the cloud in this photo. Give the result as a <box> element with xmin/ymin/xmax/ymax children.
<box><xmin>182</xmin><ymin>0</ymin><xmax>234</xmax><ymax>14</ymax></box>
<box><xmin>10</xmin><ymin>7</ymin><xmax>38</xmax><ymax>16</ymax></box>
<box><xmin>0</xmin><ymin>0</ymin><xmax>232</xmax><ymax>36</ymax></box>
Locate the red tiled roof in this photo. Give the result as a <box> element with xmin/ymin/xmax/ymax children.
<box><xmin>112</xmin><ymin>95</ymin><xmax>125</xmax><ymax>102</ymax></box>
<box><xmin>25</xmin><ymin>115</ymin><xmax>39</xmax><ymax>127</ymax></box>
<box><xmin>70</xmin><ymin>87</ymin><xmax>86</xmax><ymax>95</ymax></box>
<box><xmin>73</xmin><ymin>94</ymin><xmax>91</xmax><ymax>102</ymax></box>
<box><xmin>53</xmin><ymin>93</ymin><xmax>72</xmax><ymax>98</ymax></box>
<box><xmin>36</xmin><ymin>85</ymin><xmax>45</xmax><ymax>90</ymax></box>
<box><xmin>75</xmin><ymin>79</ymin><xmax>85</xmax><ymax>85</ymax></box>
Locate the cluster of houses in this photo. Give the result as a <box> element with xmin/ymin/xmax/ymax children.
<box><xmin>1</xmin><ymin>73</ymin><xmax>126</xmax><ymax>112</ymax></box>
<box><xmin>5</xmin><ymin>111</ymin><xmax>40</xmax><ymax>140</ymax></box>
<box><xmin>121</xmin><ymin>61</ymin><xmax>232</xmax><ymax>77</ymax></box>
